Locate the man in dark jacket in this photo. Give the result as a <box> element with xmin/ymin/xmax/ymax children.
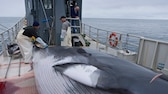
<box><xmin>17</xmin><ymin>21</ymin><xmax>47</xmax><ymax>65</ymax></box>
<box><xmin>71</xmin><ymin>5</ymin><xmax>80</xmax><ymax>33</ymax></box>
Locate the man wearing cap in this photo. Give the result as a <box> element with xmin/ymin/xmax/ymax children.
<box><xmin>60</xmin><ymin>16</ymin><xmax>70</xmax><ymax>39</ymax></box>
<box><xmin>60</xmin><ymin>16</ymin><xmax>72</xmax><ymax>46</ymax></box>
<box><xmin>17</xmin><ymin>21</ymin><xmax>48</xmax><ymax>66</ymax></box>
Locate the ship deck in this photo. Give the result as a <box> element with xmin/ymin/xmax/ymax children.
<box><xmin>0</xmin><ymin>54</ymin><xmax>38</xmax><ymax>94</ymax></box>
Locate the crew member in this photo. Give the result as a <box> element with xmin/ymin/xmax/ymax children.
<box><xmin>17</xmin><ymin>21</ymin><xmax>48</xmax><ymax>68</ymax></box>
<box><xmin>60</xmin><ymin>16</ymin><xmax>70</xmax><ymax>39</ymax></box>
<box><xmin>60</xmin><ymin>16</ymin><xmax>72</xmax><ymax>46</ymax></box>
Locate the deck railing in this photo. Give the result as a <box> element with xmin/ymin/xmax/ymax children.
<box><xmin>82</xmin><ymin>23</ymin><xmax>142</xmax><ymax>52</ymax></box>
<box><xmin>0</xmin><ymin>18</ymin><xmax>24</xmax><ymax>55</ymax></box>
<box><xmin>81</xmin><ymin>23</ymin><xmax>168</xmax><ymax>74</ymax></box>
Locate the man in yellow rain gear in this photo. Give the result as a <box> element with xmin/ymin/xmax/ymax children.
<box><xmin>17</xmin><ymin>21</ymin><xmax>48</xmax><ymax>68</ymax></box>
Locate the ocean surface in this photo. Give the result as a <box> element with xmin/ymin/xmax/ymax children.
<box><xmin>0</xmin><ymin>17</ymin><xmax>22</xmax><ymax>32</ymax></box>
<box><xmin>83</xmin><ymin>18</ymin><xmax>168</xmax><ymax>41</ymax></box>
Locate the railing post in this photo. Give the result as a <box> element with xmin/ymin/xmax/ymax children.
<box><xmin>125</xmin><ymin>34</ymin><xmax>129</xmax><ymax>50</ymax></box>
<box><xmin>89</xmin><ymin>26</ymin><xmax>91</xmax><ymax>38</ymax></box>
<box><xmin>151</xmin><ymin>42</ymin><xmax>158</xmax><ymax>70</ymax></box>
<box><xmin>83</xmin><ymin>24</ymin><xmax>85</xmax><ymax>34</ymax></box>
<box><xmin>105</xmin><ymin>32</ymin><xmax>109</xmax><ymax>52</ymax></box>
<box><xmin>80</xmin><ymin>21</ymin><xmax>82</xmax><ymax>34</ymax></box>
<box><xmin>119</xmin><ymin>34</ymin><xmax>123</xmax><ymax>50</ymax></box>
<box><xmin>14</xmin><ymin>24</ymin><xmax>17</xmax><ymax>38</ymax></box>
<box><xmin>12</xmin><ymin>28</ymin><xmax>15</xmax><ymax>42</ymax></box>
<box><xmin>137</xmin><ymin>38</ymin><xmax>144</xmax><ymax>64</ymax></box>
<box><xmin>96</xmin><ymin>29</ymin><xmax>99</xmax><ymax>49</ymax></box>
<box><xmin>17</xmin><ymin>23</ymin><xmax>19</xmax><ymax>34</ymax></box>
<box><xmin>0</xmin><ymin>34</ymin><xmax>7</xmax><ymax>56</ymax></box>
<box><xmin>7</xmin><ymin>30</ymin><xmax>11</xmax><ymax>43</ymax></box>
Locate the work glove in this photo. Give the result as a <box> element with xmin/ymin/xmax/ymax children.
<box><xmin>31</xmin><ymin>36</ymin><xmax>36</xmax><ymax>43</ymax></box>
<box><xmin>61</xmin><ymin>30</ymin><xmax>67</xmax><ymax>39</ymax></box>
<box><xmin>36</xmin><ymin>37</ymin><xmax>48</xmax><ymax>48</ymax></box>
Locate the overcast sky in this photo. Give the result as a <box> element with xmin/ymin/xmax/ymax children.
<box><xmin>0</xmin><ymin>0</ymin><xmax>168</xmax><ymax>19</ymax></box>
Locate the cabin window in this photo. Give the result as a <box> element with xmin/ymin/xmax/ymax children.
<box><xmin>43</xmin><ymin>0</ymin><xmax>52</xmax><ymax>9</ymax></box>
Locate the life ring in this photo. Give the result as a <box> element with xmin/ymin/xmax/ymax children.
<box><xmin>109</xmin><ymin>32</ymin><xmax>118</xmax><ymax>47</ymax></box>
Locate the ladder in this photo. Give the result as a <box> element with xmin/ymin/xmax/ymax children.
<box><xmin>66</xmin><ymin>18</ymin><xmax>85</xmax><ymax>46</ymax></box>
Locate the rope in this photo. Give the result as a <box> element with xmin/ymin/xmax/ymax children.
<box><xmin>39</xmin><ymin>0</ymin><xmax>50</xmax><ymax>28</ymax></box>
<box><xmin>49</xmin><ymin>16</ymin><xmax>55</xmax><ymax>45</ymax></box>
<box><xmin>39</xmin><ymin>0</ymin><xmax>54</xmax><ymax>45</ymax></box>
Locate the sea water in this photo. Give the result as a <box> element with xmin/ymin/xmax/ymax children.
<box><xmin>83</xmin><ymin>18</ymin><xmax>168</xmax><ymax>41</ymax></box>
<box><xmin>0</xmin><ymin>17</ymin><xmax>21</xmax><ymax>31</ymax></box>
